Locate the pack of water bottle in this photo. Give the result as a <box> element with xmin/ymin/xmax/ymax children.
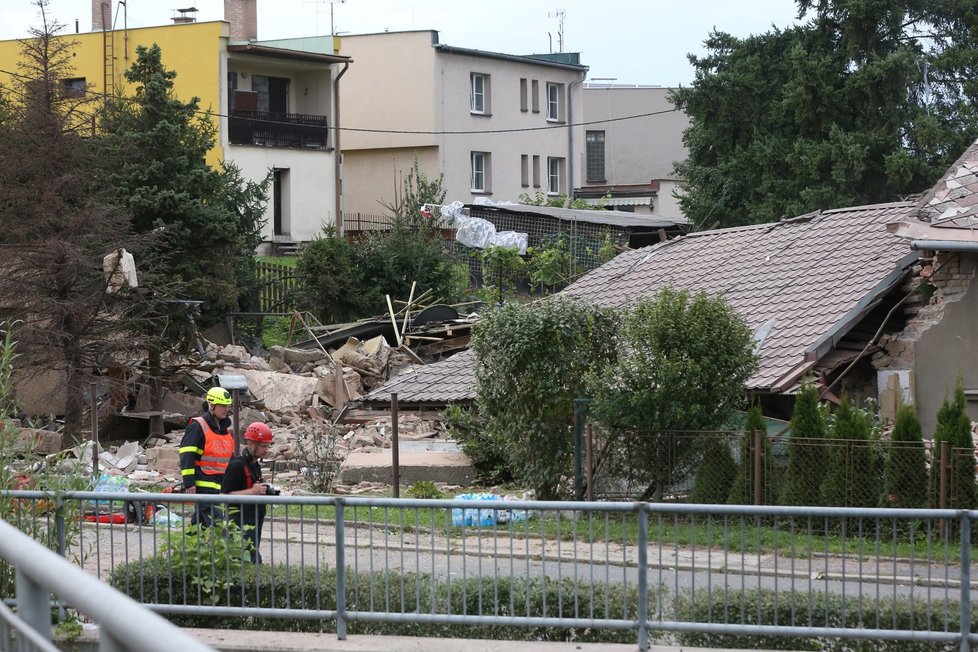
<box><xmin>451</xmin><ymin>493</ymin><xmax>527</xmax><ymax>527</ymax></box>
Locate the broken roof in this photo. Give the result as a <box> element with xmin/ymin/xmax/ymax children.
<box><xmin>916</xmin><ymin>140</ymin><xmax>978</xmax><ymax>228</ymax></box>
<box><xmin>562</xmin><ymin>202</ymin><xmax>919</xmax><ymax>391</ymax></box>
<box><xmin>364</xmin><ymin>201</ymin><xmax>919</xmax><ymax>404</ymax></box>
<box><xmin>360</xmin><ymin>348</ymin><xmax>477</xmax><ymax>407</ymax></box>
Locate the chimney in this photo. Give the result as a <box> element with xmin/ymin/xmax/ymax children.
<box><xmin>224</xmin><ymin>0</ymin><xmax>257</xmax><ymax>43</ymax></box>
<box><xmin>91</xmin><ymin>0</ymin><xmax>110</xmax><ymax>31</ymax></box>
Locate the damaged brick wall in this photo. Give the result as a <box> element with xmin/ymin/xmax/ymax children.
<box><xmin>874</xmin><ymin>252</ymin><xmax>976</xmax><ymax>369</ymax></box>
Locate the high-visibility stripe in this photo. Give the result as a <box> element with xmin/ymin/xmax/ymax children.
<box><xmin>196</xmin><ymin>479</ymin><xmax>222</xmax><ymax>491</ymax></box>
<box><xmin>180</xmin><ymin>446</ymin><xmax>204</xmax><ymax>455</ymax></box>
<box><xmin>181</xmin><ymin>468</ymin><xmax>195</xmax><ymax>476</ymax></box>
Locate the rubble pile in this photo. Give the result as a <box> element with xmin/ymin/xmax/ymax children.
<box><xmin>8</xmin><ymin>318</ymin><xmax>473</xmax><ymax>494</ymax></box>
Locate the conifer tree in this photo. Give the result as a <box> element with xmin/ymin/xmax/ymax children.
<box><xmin>931</xmin><ymin>383</ymin><xmax>978</xmax><ymax>511</ymax></box>
<box><xmin>728</xmin><ymin>405</ymin><xmax>776</xmax><ymax>504</ymax></box>
<box><xmin>780</xmin><ymin>381</ymin><xmax>827</xmax><ymax>505</ymax></box>
<box><xmin>882</xmin><ymin>404</ymin><xmax>928</xmax><ymax>509</ymax></box>
<box><xmin>821</xmin><ymin>397</ymin><xmax>878</xmax><ymax>507</ymax></box>
<box><xmin>689</xmin><ymin>438</ymin><xmax>738</xmax><ymax>504</ymax></box>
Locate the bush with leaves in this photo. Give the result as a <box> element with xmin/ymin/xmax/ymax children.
<box><xmin>589</xmin><ymin>288</ymin><xmax>757</xmax><ymax>501</ymax></box>
<box><xmin>473</xmin><ymin>298</ymin><xmax>617</xmax><ymax>499</ymax></box>
<box><xmin>295</xmin><ymin>228</ymin><xmax>364</xmax><ymax>323</ymax></box>
<box><xmin>882</xmin><ymin>403</ymin><xmax>928</xmax><ymax>508</ymax></box>
<box><xmin>779</xmin><ymin>381</ymin><xmax>828</xmax><ymax>506</ymax></box>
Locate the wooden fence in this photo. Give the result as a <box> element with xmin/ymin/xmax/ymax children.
<box><xmin>256</xmin><ymin>260</ymin><xmax>297</xmax><ymax>312</ymax></box>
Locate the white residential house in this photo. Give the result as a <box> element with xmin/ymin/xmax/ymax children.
<box><xmin>576</xmin><ymin>84</ymin><xmax>689</xmax><ymax>221</ymax></box>
<box><xmin>336</xmin><ymin>31</ymin><xmax>588</xmax><ymax>220</ymax></box>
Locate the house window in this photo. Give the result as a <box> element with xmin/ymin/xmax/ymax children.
<box><xmin>532</xmin><ymin>155</ymin><xmax>541</xmax><ymax>188</ymax></box>
<box><xmin>252</xmin><ymin>74</ymin><xmax>290</xmax><ymax>113</ymax></box>
<box><xmin>546</xmin><ymin>83</ymin><xmax>563</xmax><ymax>121</ymax></box>
<box><xmin>471</xmin><ymin>73</ymin><xmax>490</xmax><ymax>114</ymax></box>
<box><xmin>520</xmin><ymin>78</ymin><xmax>528</xmax><ymax>112</ymax></box>
<box><xmin>531</xmin><ymin>80</ymin><xmax>540</xmax><ymax>113</ymax></box>
<box><xmin>62</xmin><ymin>77</ymin><xmax>87</xmax><ymax>98</ymax></box>
<box><xmin>586</xmin><ymin>131</ymin><xmax>606</xmax><ymax>182</ymax></box>
<box><xmin>521</xmin><ymin>155</ymin><xmax>529</xmax><ymax>187</ymax></box>
<box><xmin>548</xmin><ymin>157</ymin><xmax>564</xmax><ymax>195</ymax></box>
<box><xmin>471</xmin><ymin>151</ymin><xmax>491</xmax><ymax>192</ymax></box>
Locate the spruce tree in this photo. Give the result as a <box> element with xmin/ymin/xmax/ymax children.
<box><xmin>930</xmin><ymin>383</ymin><xmax>977</xmax><ymax>510</ymax></box>
<box><xmin>882</xmin><ymin>404</ymin><xmax>928</xmax><ymax>509</ymax></box>
<box><xmin>780</xmin><ymin>382</ymin><xmax>827</xmax><ymax>506</ymax></box>
<box><xmin>728</xmin><ymin>405</ymin><xmax>776</xmax><ymax>504</ymax></box>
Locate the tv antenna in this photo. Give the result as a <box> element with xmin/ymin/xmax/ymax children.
<box><xmin>548</xmin><ymin>9</ymin><xmax>565</xmax><ymax>52</ymax></box>
<box><xmin>303</xmin><ymin>0</ymin><xmax>346</xmax><ymax>36</ymax></box>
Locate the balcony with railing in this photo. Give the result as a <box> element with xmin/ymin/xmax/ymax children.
<box><xmin>228</xmin><ymin>109</ymin><xmax>329</xmax><ymax>150</ymax></box>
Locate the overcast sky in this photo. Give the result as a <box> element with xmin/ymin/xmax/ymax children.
<box><xmin>2</xmin><ymin>0</ymin><xmax>804</xmax><ymax>86</ymax></box>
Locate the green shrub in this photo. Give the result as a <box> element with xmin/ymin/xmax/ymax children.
<box><xmin>406</xmin><ymin>481</ymin><xmax>444</xmax><ymax>499</ymax></box>
<box><xmin>675</xmin><ymin>588</ymin><xmax>977</xmax><ymax>651</ymax></box>
<box><xmin>882</xmin><ymin>404</ymin><xmax>928</xmax><ymax>508</ymax></box>
<box><xmin>689</xmin><ymin>437</ymin><xmax>737</xmax><ymax>504</ymax></box>
<box><xmin>728</xmin><ymin>405</ymin><xmax>777</xmax><ymax>504</ymax></box>
<box><xmin>295</xmin><ymin>230</ymin><xmax>364</xmax><ymax>323</ymax></box>
<box><xmin>110</xmin><ymin>558</ymin><xmax>648</xmax><ymax>643</ymax></box>
<box><xmin>780</xmin><ymin>381</ymin><xmax>828</xmax><ymax>506</ymax></box>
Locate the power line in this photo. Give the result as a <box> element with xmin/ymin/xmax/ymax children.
<box><xmin>0</xmin><ymin>65</ymin><xmax>681</xmax><ymax>136</ymax></box>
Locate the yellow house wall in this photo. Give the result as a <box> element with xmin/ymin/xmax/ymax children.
<box><xmin>0</xmin><ymin>21</ymin><xmax>228</xmax><ymax>166</ymax></box>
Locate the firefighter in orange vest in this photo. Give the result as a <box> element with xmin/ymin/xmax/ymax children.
<box><xmin>179</xmin><ymin>386</ymin><xmax>235</xmax><ymax>526</ymax></box>
<box><xmin>222</xmin><ymin>422</ymin><xmax>274</xmax><ymax>562</ymax></box>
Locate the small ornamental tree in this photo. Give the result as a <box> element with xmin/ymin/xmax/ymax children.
<box><xmin>820</xmin><ymin>396</ymin><xmax>879</xmax><ymax>507</ymax></box>
<box><xmin>728</xmin><ymin>405</ymin><xmax>776</xmax><ymax>504</ymax></box>
<box><xmin>931</xmin><ymin>382</ymin><xmax>977</xmax><ymax>511</ymax></box>
<box><xmin>780</xmin><ymin>381</ymin><xmax>828</xmax><ymax>506</ymax></box>
<box><xmin>472</xmin><ymin>298</ymin><xmax>617</xmax><ymax>500</ymax></box>
<box><xmin>689</xmin><ymin>438</ymin><xmax>738</xmax><ymax>504</ymax></box>
<box><xmin>882</xmin><ymin>403</ymin><xmax>928</xmax><ymax>509</ymax></box>
<box><xmin>589</xmin><ymin>288</ymin><xmax>758</xmax><ymax>501</ymax></box>
<box><xmin>295</xmin><ymin>229</ymin><xmax>364</xmax><ymax>323</ymax></box>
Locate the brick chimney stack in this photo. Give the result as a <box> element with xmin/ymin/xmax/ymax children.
<box><xmin>91</xmin><ymin>0</ymin><xmax>110</xmax><ymax>31</ymax></box>
<box><xmin>224</xmin><ymin>0</ymin><xmax>258</xmax><ymax>42</ymax></box>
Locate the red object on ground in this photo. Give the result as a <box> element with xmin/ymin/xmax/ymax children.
<box><xmin>83</xmin><ymin>513</ymin><xmax>126</xmax><ymax>524</ymax></box>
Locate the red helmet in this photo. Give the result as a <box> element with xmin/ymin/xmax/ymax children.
<box><xmin>244</xmin><ymin>422</ymin><xmax>273</xmax><ymax>443</ymax></box>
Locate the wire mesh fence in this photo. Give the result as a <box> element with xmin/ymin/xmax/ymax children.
<box><xmin>1</xmin><ymin>492</ymin><xmax>975</xmax><ymax>650</ymax></box>
<box><xmin>582</xmin><ymin>427</ymin><xmax>977</xmax><ymax>513</ymax></box>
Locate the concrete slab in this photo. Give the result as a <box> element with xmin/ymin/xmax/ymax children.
<box><xmin>339</xmin><ymin>449</ymin><xmax>476</xmax><ymax>486</ymax></box>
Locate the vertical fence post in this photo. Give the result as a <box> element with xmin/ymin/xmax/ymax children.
<box><xmin>959</xmin><ymin>512</ymin><xmax>971</xmax><ymax>652</ymax></box>
<box><xmin>940</xmin><ymin>441</ymin><xmax>949</xmax><ymax>538</ymax></box>
<box><xmin>572</xmin><ymin>399</ymin><xmax>590</xmax><ymax>501</ymax></box>
<box><xmin>90</xmin><ymin>382</ymin><xmax>99</xmax><ymax>479</ymax></box>
<box><xmin>753</xmin><ymin>429</ymin><xmax>762</xmax><ymax>506</ymax></box>
<box><xmin>391</xmin><ymin>393</ymin><xmax>400</xmax><ymax>498</ymax></box>
<box><xmin>637</xmin><ymin>504</ymin><xmax>649</xmax><ymax>651</ymax></box>
<box><xmin>15</xmin><ymin>569</ymin><xmax>51</xmax><ymax>644</ymax></box>
<box><xmin>335</xmin><ymin>499</ymin><xmax>346</xmax><ymax>640</ymax></box>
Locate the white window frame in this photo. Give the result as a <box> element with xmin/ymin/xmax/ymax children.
<box><xmin>547</xmin><ymin>157</ymin><xmax>563</xmax><ymax>195</ymax></box>
<box><xmin>546</xmin><ymin>82</ymin><xmax>562</xmax><ymax>122</ymax></box>
<box><xmin>470</xmin><ymin>73</ymin><xmax>489</xmax><ymax>114</ymax></box>
<box><xmin>471</xmin><ymin>151</ymin><xmax>490</xmax><ymax>192</ymax></box>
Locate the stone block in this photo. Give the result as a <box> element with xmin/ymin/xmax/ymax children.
<box><xmin>12</xmin><ymin>428</ymin><xmax>62</xmax><ymax>455</ymax></box>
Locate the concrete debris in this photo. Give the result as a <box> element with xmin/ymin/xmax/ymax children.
<box><xmin>7</xmin><ymin>309</ymin><xmax>477</xmax><ymax>494</ymax></box>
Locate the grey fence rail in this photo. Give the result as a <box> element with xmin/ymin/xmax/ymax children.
<box><xmin>1</xmin><ymin>491</ymin><xmax>975</xmax><ymax>651</ymax></box>
<box><xmin>0</xmin><ymin>516</ymin><xmax>215</xmax><ymax>652</ymax></box>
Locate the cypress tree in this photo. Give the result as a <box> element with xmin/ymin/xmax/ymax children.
<box><xmin>882</xmin><ymin>404</ymin><xmax>928</xmax><ymax>508</ymax></box>
<box><xmin>780</xmin><ymin>382</ymin><xmax>827</xmax><ymax>506</ymax></box>
<box><xmin>728</xmin><ymin>405</ymin><xmax>776</xmax><ymax>504</ymax></box>
<box><xmin>689</xmin><ymin>438</ymin><xmax>738</xmax><ymax>504</ymax></box>
<box><xmin>821</xmin><ymin>397</ymin><xmax>878</xmax><ymax>507</ymax></box>
<box><xmin>930</xmin><ymin>383</ymin><xmax>977</xmax><ymax>510</ymax></box>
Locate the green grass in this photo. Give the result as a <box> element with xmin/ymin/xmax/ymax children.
<box><xmin>257</xmin><ymin>255</ymin><xmax>297</xmax><ymax>268</ymax></box>
<box><xmin>271</xmin><ymin>503</ymin><xmax>966</xmax><ymax>563</ymax></box>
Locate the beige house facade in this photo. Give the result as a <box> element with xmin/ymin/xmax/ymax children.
<box><xmin>576</xmin><ymin>84</ymin><xmax>689</xmax><ymax>221</ymax></box>
<box><xmin>337</xmin><ymin>31</ymin><xmax>588</xmax><ymax>218</ymax></box>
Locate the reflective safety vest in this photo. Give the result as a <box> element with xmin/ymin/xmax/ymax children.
<box><xmin>190</xmin><ymin>416</ymin><xmax>234</xmax><ymax>491</ymax></box>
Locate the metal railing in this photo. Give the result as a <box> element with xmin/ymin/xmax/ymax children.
<box><xmin>0</xmin><ymin>516</ymin><xmax>215</xmax><ymax>652</ymax></box>
<box><xmin>228</xmin><ymin>109</ymin><xmax>329</xmax><ymax>149</ymax></box>
<box><xmin>2</xmin><ymin>491</ymin><xmax>975</xmax><ymax>651</ymax></box>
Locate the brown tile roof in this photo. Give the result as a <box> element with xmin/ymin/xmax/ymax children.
<box><xmin>562</xmin><ymin>202</ymin><xmax>919</xmax><ymax>391</ymax></box>
<box><xmin>360</xmin><ymin>348</ymin><xmax>477</xmax><ymax>406</ymax></box>
<box><xmin>364</xmin><ymin>201</ymin><xmax>919</xmax><ymax>404</ymax></box>
<box><xmin>916</xmin><ymin>141</ymin><xmax>978</xmax><ymax>227</ymax></box>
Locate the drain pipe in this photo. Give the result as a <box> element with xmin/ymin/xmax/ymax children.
<box><xmin>333</xmin><ymin>60</ymin><xmax>350</xmax><ymax>236</ymax></box>
<box><xmin>911</xmin><ymin>240</ymin><xmax>978</xmax><ymax>252</ymax></box>
<box><xmin>567</xmin><ymin>70</ymin><xmax>587</xmax><ymax>199</ymax></box>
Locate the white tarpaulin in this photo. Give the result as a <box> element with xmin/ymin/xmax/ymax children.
<box><xmin>455</xmin><ymin>215</ymin><xmax>527</xmax><ymax>254</ymax></box>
